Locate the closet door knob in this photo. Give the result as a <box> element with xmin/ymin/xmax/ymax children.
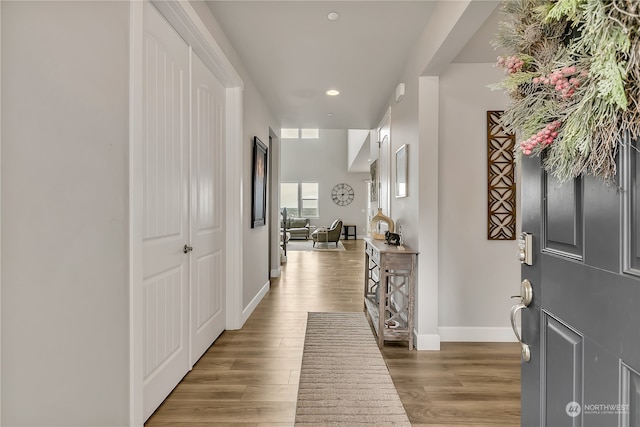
<box><xmin>183</xmin><ymin>244</ymin><xmax>193</xmax><ymax>254</ymax></box>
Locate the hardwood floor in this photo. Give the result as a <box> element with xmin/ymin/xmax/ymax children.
<box><xmin>145</xmin><ymin>239</ymin><xmax>520</xmax><ymax>426</ymax></box>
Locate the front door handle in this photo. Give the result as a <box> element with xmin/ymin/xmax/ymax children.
<box><xmin>510</xmin><ymin>279</ymin><xmax>533</xmax><ymax>362</ymax></box>
<box><xmin>511</xmin><ymin>303</ymin><xmax>531</xmax><ymax>362</ymax></box>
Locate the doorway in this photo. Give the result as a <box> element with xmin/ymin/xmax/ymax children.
<box><xmin>130</xmin><ymin>1</ymin><xmax>245</xmax><ymax>424</ymax></box>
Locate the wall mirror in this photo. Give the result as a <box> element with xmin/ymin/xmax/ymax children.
<box><xmin>395</xmin><ymin>144</ymin><xmax>408</xmax><ymax>198</ymax></box>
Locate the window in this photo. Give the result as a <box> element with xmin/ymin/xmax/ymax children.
<box><xmin>301</xmin><ymin>182</ymin><xmax>319</xmax><ymax>217</ymax></box>
<box><xmin>300</xmin><ymin>128</ymin><xmax>319</xmax><ymax>139</ymax></box>
<box><xmin>280</xmin><ymin>128</ymin><xmax>320</xmax><ymax>140</ymax></box>
<box><xmin>280</xmin><ymin>182</ymin><xmax>319</xmax><ymax>218</ymax></box>
<box><xmin>281</xmin><ymin>128</ymin><xmax>299</xmax><ymax>139</ymax></box>
<box><xmin>280</xmin><ymin>182</ymin><xmax>299</xmax><ymax>217</ymax></box>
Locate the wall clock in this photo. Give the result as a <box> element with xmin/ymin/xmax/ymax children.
<box><xmin>332</xmin><ymin>183</ymin><xmax>354</xmax><ymax>206</ymax></box>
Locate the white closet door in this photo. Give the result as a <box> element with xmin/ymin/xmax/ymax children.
<box><xmin>190</xmin><ymin>53</ymin><xmax>226</xmax><ymax>364</ymax></box>
<box><xmin>142</xmin><ymin>2</ymin><xmax>190</xmax><ymax>420</ymax></box>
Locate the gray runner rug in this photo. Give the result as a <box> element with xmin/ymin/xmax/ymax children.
<box><xmin>295</xmin><ymin>312</ymin><xmax>411</xmax><ymax>426</ymax></box>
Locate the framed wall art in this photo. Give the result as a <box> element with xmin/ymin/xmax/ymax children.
<box><xmin>251</xmin><ymin>136</ymin><xmax>268</xmax><ymax>228</ymax></box>
<box><xmin>370</xmin><ymin>160</ymin><xmax>378</xmax><ymax>203</ymax></box>
<box><xmin>487</xmin><ymin>111</ymin><xmax>516</xmax><ymax>240</ymax></box>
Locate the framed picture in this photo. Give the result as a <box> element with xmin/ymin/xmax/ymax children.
<box><xmin>395</xmin><ymin>144</ymin><xmax>408</xmax><ymax>198</ymax></box>
<box><xmin>370</xmin><ymin>160</ymin><xmax>378</xmax><ymax>203</ymax></box>
<box><xmin>251</xmin><ymin>136</ymin><xmax>268</xmax><ymax>228</ymax></box>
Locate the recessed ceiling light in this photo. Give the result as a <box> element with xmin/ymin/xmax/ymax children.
<box><xmin>327</xmin><ymin>12</ymin><xmax>340</xmax><ymax>21</ymax></box>
<box><xmin>326</xmin><ymin>89</ymin><xmax>340</xmax><ymax>96</ymax></box>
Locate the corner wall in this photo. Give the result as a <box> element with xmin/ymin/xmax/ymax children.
<box><xmin>1</xmin><ymin>2</ymin><xmax>130</xmax><ymax>424</ymax></box>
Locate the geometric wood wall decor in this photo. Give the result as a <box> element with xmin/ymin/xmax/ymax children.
<box><xmin>487</xmin><ymin>110</ymin><xmax>517</xmax><ymax>240</ymax></box>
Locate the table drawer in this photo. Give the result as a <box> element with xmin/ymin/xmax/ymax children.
<box><xmin>383</xmin><ymin>253</ymin><xmax>413</xmax><ymax>270</ymax></box>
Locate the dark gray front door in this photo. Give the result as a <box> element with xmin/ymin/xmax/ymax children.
<box><xmin>520</xmin><ymin>137</ymin><xmax>640</xmax><ymax>426</ymax></box>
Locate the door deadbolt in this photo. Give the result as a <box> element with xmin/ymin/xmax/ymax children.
<box><xmin>517</xmin><ymin>232</ymin><xmax>533</xmax><ymax>266</ymax></box>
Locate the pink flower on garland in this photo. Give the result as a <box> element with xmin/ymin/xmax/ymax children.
<box><xmin>497</xmin><ymin>55</ymin><xmax>525</xmax><ymax>74</ymax></box>
<box><xmin>533</xmin><ymin>66</ymin><xmax>581</xmax><ymax>99</ymax></box>
<box><xmin>520</xmin><ymin>121</ymin><xmax>561</xmax><ymax>155</ymax></box>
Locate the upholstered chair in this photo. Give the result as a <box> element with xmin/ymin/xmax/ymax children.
<box><xmin>311</xmin><ymin>219</ymin><xmax>343</xmax><ymax>247</ymax></box>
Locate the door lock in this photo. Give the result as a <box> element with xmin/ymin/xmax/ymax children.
<box><xmin>183</xmin><ymin>244</ymin><xmax>193</xmax><ymax>254</ymax></box>
<box><xmin>517</xmin><ymin>232</ymin><xmax>533</xmax><ymax>266</ymax></box>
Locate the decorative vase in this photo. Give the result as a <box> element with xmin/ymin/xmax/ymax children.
<box><xmin>370</xmin><ymin>208</ymin><xmax>394</xmax><ymax>240</ymax></box>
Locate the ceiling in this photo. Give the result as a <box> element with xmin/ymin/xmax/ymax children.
<box><xmin>205</xmin><ymin>1</ymin><xmax>500</xmax><ymax>130</ymax></box>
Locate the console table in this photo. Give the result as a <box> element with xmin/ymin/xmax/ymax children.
<box><xmin>363</xmin><ymin>237</ymin><xmax>417</xmax><ymax>350</ymax></box>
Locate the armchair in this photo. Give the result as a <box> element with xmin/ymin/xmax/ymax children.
<box><xmin>311</xmin><ymin>219</ymin><xmax>343</xmax><ymax>247</ymax></box>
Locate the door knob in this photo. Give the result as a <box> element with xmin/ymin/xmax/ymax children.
<box><xmin>183</xmin><ymin>244</ymin><xmax>193</xmax><ymax>254</ymax></box>
<box><xmin>510</xmin><ymin>279</ymin><xmax>533</xmax><ymax>362</ymax></box>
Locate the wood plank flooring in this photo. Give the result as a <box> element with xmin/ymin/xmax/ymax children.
<box><xmin>145</xmin><ymin>239</ymin><xmax>520</xmax><ymax>426</ymax></box>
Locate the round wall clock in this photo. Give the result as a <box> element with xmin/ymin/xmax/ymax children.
<box><xmin>332</xmin><ymin>183</ymin><xmax>354</xmax><ymax>206</ymax></box>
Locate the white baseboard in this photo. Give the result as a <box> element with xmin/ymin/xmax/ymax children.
<box><xmin>242</xmin><ymin>280</ymin><xmax>270</xmax><ymax>324</ymax></box>
<box><xmin>438</xmin><ymin>326</ymin><xmax>518</xmax><ymax>342</ymax></box>
<box><xmin>270</xmin><ymin>267</ymin><xmax>281</xmax><ymax>278</ymax></box>
<box><xmin>414</xmin><ymin>332</ymin><xmax>441</xmax><ymax>350</ymax></box>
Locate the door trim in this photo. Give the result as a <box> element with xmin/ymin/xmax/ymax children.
<box><xmin>622</xmin><ymin>134</ymin><xmax>640</xmax><ymax>277</ymax></box>
<box><xmin>129</xmin><ymin>1</ymin><xmax>244</xmax><ymax>425</ymax></box>
<box><xmin>376</xmin><ymin>107</ymin><xmax>391</xmax><ymax>216</ymax></box>
<box><xmin>0</xmin><ymin>4</ymin><xmax>3</xmax><ymax>420</ymax></box>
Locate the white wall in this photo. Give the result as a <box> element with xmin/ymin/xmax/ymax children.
<box><xmin>190</xmin><ymin>2</ymin><xmax>280</xmax><ymax>311</ymax></box>
<box><xmin>347</xmin><ymin>129</ymin><xmax>369</xmax><ymax>171</ymax></box>
<box><xmin>438</xmin><ymin>63</ymin><xmax>518</xmax><ymax>340</ymax></box>
<box><xmin>281</xmin><ymin>129</ymin><xmax>369</xmax><ymax>236</ymax></box>
<box><xmin>1</xmin><ymin>2</ymin><xmax>130</xmax><ymax>425</ymax></box>
<box><xmin>242</xmin><ymin>82</ymin><xmax>278</xmax><ymax>307</ymax></box>
<box><xmin>387</xmin><ymin>81</ymin><xmax>419</xmax><ymax>248</ymax></box>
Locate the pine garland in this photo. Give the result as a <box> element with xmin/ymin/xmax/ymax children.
<box><xmin>492</xmin><ymin>0</ymin><xmax>640</xmax><ymax>182</ymax></box>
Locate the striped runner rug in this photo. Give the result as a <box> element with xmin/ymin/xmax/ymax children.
<box><xmin>295</xmin><ymin>312</ymin><xmax>411</xmax><ymax>426</ymax></box>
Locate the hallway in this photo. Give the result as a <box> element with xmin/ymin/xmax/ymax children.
<box><xmin>145</xmin><ymin>239</ymin><xmax>520</xmax><ymax>426</ymax></box>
